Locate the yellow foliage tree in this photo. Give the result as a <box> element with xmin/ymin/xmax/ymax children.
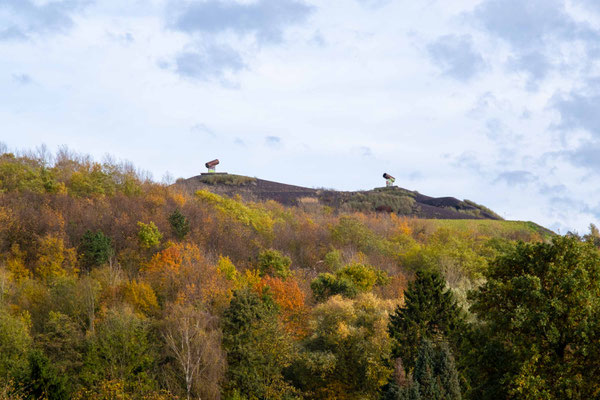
<box><xmin>35</xmin><ymin>234</ymin><xmax>77</xmax><ymax>281</ymax></box>
<box><xmin>122</xmin><ymin>280</ymin><xmax>159</xmax><ymax>317</ymax></box>
<box><xmin>196</xmin><ymin>190</ymin><xmax>274</xmax><ymax>238</ymax></box>
<box><xmin>5</xmin><ymin>244</ymin><xmax>30</xmax><ymax>282</ymax></box>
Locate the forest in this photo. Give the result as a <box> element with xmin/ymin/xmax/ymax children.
<box><xmin>1</xmin><ymin>145</ymin><xmax>599</xmax><ymax>400</ymax></box>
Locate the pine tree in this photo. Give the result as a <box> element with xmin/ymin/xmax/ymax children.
<box><xmin>388</xmin><ymin>270</ymin><xmax>464</xmax><ymax>373</ymax></box>
<box><xmin>434</xmin><ymin>342</ymin><xmax>461</xmax><ymax>400</ymax></box>
<box><xmin>78</xmin><ymin>230</ymin><xmax>113</xmax><ymax>271</ymax></box>
<box><xmin>222</xmin><ymin>288</ymin><xmax>296</xmax><ymax>399</ymax></box>
<box><xmin>414</xmin><ymin>339</ymin><xmax>441</xmax><ymax>400</ymax></box>
<box><xmin>168</xmin><ymin>209</ymin><xmax>190</xmax><ymax>240</ymax></box>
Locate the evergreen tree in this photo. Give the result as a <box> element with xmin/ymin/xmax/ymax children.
<box><xmin>413</xmin><ymin>340</ymin><xmax>441</xmax><ymax>399</ymax></box>
<box><xmin>78</xmin><ymin>230</ymin><xmax>113</xmax><ymax>270</ymax></box>
<box><xmin>434</xmin><ymin>343</ymin><xmax>461</xmax><ymax>400</ymax></box>
<box><xmin>388</xmin><ymin>270</ymin><xmax>464</xmax><ymax>373</ymax></box>
<box><xmin>381</xmin><ymin>382</ymin><xmax>421</xmax><ymax>400</ymax></box>
<box><xmin>168</xmin><ymin>209</ymin><xmax>190</xmax><ymax>240</ymax></box>
<box><xmin>381</xmin><ymin>340</ymin><xmax>462</xmax><ymax>400</ymax></box>
<box><xmin>406</xmin><ymin>382</ymin><xmax>420</xmax><ymax>400</ymax></box>
<box><xmin>20</xmin><ymin>349</ymin><xmax>69</xmax><ymax>400</ymax></box>
<box><xmin>222</xmin><ymin>288</ymin><xmax>297</xmax><ymax>399</ymax></box>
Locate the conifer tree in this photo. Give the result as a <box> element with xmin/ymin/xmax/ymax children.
<box><xmin>434</xmin><ymin>343</ymin><xmax>461</xmax><ymax>400</ymax></box>
<box><xmin>388</xmin><ymin>270</ymin><xmax>464</xmax><ymax>373</ymax></box>
<box><xmin>222</xmin><ymin>288</ymin><xmax>297</xmax><ymax>399</ymax></box>
<box><xmin>383</xmin><ymin>340</ymin><xmax>461</xmax><ymax>400</ymax></box>
<box><xmin>413</xmin><ymin>340</ymin><xmax>441</xmax><ymax>400</ymax></box>
<box><xmin>168</xmin><ymin>209</ymin><xmax>190</xmax><ymax>240</ymax></box>
<box><xmin>78</xmin><ymin>230</ymin><xmax>113</xmax><ymax>271</ymax></box>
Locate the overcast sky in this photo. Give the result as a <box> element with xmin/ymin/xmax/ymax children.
<box><xmin>3</xmin><ymin>0</ymin><xmax>600</xmax><ymax>233</ymax></box>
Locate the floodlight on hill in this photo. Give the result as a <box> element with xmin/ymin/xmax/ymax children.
<box><xmin>205</xmin><ymin>159</ymin><xmax>220</xmax><ymax>173</ymax></box>
<box><xmin>383</xmin><ymin>173</ymin><xmax>396</xmax><ymax>187</ymax></box>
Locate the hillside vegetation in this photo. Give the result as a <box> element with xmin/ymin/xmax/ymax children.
<box><xmin>1</xmin><ymin>147</ymin><xmax>600</xmax><ymax>400</ymax></box>
<box><xmin>177</xmin><ymin>174</ymin><xmax>508</xmax><ymax>220</ymax></box>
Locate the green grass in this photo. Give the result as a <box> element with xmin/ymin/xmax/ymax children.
<box><xmin>463</xmin><ymin>199</ymin><xmax>504</xmax><ymax>220</ymax></box>
<box><xmin>419</xmin><ymin>219</ymin><xmax>554</xmax><ymax>240</ymax></box>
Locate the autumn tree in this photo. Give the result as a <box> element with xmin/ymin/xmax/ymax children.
<box><xmin>256</xmin><ymin>276</ymin><xmax>308</xmax><ymax>338</ymax></box>
<box><xmin>162</xmin><ymin>303</ymin><xmax>225</xmax><ymax>400</ymax></box>
<box><xmin>35</xmin><ymin>234</ymin><xmax>76</xmax><ymax>281</ymax></box>
<box><xmin>122</xmin><ymin>280</ymin><xmax>159</xmax><ymax>317</ymax></box>
<box><xmin>5</xmin><ymin>244</ymin><xmax>29</xmax><ymax>282</ymax></box>
<box><xmin>142</xmin><ymin>243</ymin><xmax>209</xmax><ymax>304</ymax></box>
<box><xmin>291</xmin><ymin>294</ymin><xmax>392</xmax><ymax>399</ymax></box>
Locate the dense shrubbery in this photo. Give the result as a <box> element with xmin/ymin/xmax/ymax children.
<box><xmin>342</xmin><ymin>191</ymin><xmax>416</xmax><ymax>215</ymax></box>
<box><xmin>3</xmin><ymin>146</ymin><xmax>597</xmax><ymax>399</ymax></box>
<box><xmin>199</xmin><ymin>174</ymin><xmax>257</xmax><ymax>186</ymax></box>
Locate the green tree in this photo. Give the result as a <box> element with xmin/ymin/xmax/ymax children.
<box><xmin>38</xmin><ymin>311</ymin><xmax>84</xmax><ymax>391</ymax></box>
<box><xmin>0</xmin><ymin>310</ymin><xmax>31</xmax><ymax>380</ymax></box>
<box><xmin>137</xmin><ymin>222</ymin><xmax>163</xmax><ymax>249</ymax></box>
<box><xmin>81</xmin><ymin>307</ymin><xmax>158</xmax><ymax>396</ymax></box>
<box><xmin>257</xmin><ymin>249</ymin><xmax>291</xmax><ymax>279</ymax></box>
<box><xmin>434</xmin><ymin>342</ymin><xmax>461</xmax><ymax>400</ymax></box>
<box><xmin>388</xmin><ymin>270</ymin><xmax>464</xmax><ymax>373</ymax></box>
<box><xmin>78</xmin><ymin>230</ymin><xmax>113</xmax><ymax>271</ymax></box>
<box><xmin>310</xmin><ymin>272</ymin><xmax>357</xmax><ymax>301</ymax></box>
<box><xmin>168</xmin><ymin>209</ymin><xmax>190</xmax><ymax>240</ymax></box>
<box><xmin>310</xmin><ymin>263</ymin><xmax>388</xmax><ymax>302</ymax></box>
<box><xmin>331</xmin><ymin>216</ymin><xmax>379</xmax><ymax>253</ymax></box>
<box><xmin>221</xmin><ymin>288</ymin><xmax>297</xmax><ymax>400</ymax></box>
<box><xmin>468</xmin><ymin>236</ymin><xmax>600</xmax><ymax>399</ymax></box>
<box><xmin>382</xmin><ymin>341</ymin><xmax>461</xmax><ymax>400</ymax></box>
<box><xmin>413</xmin><ymin>340</ymin><xmax>440</xmax><ymax>399</ymax></box>
<box><xmin>292</xmin><ymin>294</ymin><xmax>392</xmax><ymax>399</ymax></box>
<box><xmin>20</xmin><ymin>349</ymin><xmax>69</xmax><ymax>400</ymax></box>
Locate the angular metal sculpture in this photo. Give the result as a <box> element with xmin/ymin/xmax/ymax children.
<box><xmin>383</xmin><ymin>173</ymin><xmax>395</xmax><ymax>187</ymax></box>
<box><xmin>205</xmin><ymin>159</ymin><xmax>219</xmax><ymax>173</ymax></box>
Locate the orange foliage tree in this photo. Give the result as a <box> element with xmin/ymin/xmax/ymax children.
<box><xmin>256</xmin><ymin>276</ymin><xmax>309</xmax><ymax>339</ymax></box>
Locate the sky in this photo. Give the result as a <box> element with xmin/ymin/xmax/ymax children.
<box><xmin>2</xmin><ymin>0</ymin><xmax>600</xmax><ymax>234</ymax></box>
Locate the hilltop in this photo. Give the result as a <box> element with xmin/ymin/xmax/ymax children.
<box><xmin>176</xmin><ymin>173</ymin><xmax>503</xmax><ymax>220</ymax></box>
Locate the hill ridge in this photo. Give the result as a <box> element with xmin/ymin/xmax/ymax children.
<box><xmin>176</xmin><ymin>173</ymin><xmax>503</xmax><ymax>221</ymax></box>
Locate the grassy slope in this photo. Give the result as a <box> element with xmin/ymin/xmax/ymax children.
<box><xmin>422</xmin><ymin>219</ymin><xmax>554</xmax><ymax>239</ymax></box>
